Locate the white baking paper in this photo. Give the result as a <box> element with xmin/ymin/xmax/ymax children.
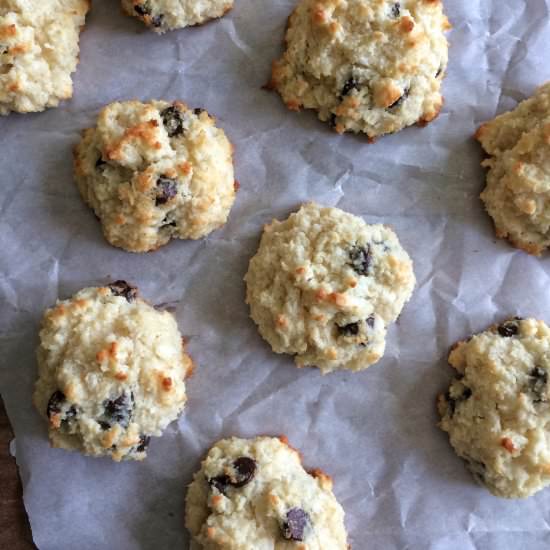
<box><xmin>2</xmin><ymin>0</ymin><xmax>550</xmax><ymax>548</ymax></box>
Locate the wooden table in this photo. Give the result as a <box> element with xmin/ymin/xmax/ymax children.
<box><xmin>0</xmin><ymin>396</ymin><xmax>36</xmax><ymax>549</ymax></box>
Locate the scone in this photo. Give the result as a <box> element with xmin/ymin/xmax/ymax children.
<box><xmin>244</xmin><ymin>203</ymin><xmax>415</xmax><ymax>374</ymax></box>
<box><xmin>0</xmin><ymin>0</ymin><xmax>90</xmax><ymax>115</ymax></box>
<box><xmin>270</xmin><ymin>0</ymin><xmax>450</xmax><ymax>137</ymax></box>
<box><xmin>121</xmin><ymin>0</ymin><xmax>233</xmax><ymax>33</ymax></box>
<box><xmin>74</xmin><ymin>100</ymin><xmax>237</xmax><ymax>252</ymax></box>
<box><xmin>185</xmin><ymin>436</ymin><xmax>348</xmax><ymax>549</ymax></box>
<box><xmin>33</xmin><ymin>281</ymin><xmax>193</xmax><ymax>461</ymax></box>
<box><xmin>438</xmin><ymin>317</ymin><xmax>550</xmax><ymax>498</ymax></box>
<box><xmin>477</xmin><ymin>82</ymin><xmax>550</xmax><ymax>255</ymax></box>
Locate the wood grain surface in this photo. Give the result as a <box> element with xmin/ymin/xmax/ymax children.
<box><xmin>0</xmin><ymin>396</ymin><xmax>36</xmax><ymax>550</ymax></box>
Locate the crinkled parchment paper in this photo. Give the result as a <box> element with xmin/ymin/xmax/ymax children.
<box><xmin>2</xmin><ymin>1</ymin><xmax>550</xmax><ymax>548</ymax></box>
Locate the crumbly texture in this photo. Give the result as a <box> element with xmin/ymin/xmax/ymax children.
<box><xmin>270</xmin><ymin>0</ymin><xmax>450</xmax><ymax>137</ymax></box>
<box><xmin>438</xmin><ymin>317</ymin><xmax>550</xmax><ymax>498</ymax></box>
<box><xmin>0</xmin><ymin>0</ymin><xmax>89</xmax><ymax>115</ymax></box>
<box><xmin>477</xmin><ymin>82</ymin><xmax>550</xmax><ymax>255</ymax></box>
<box><xmin>33</xmin><ymin>282</ymin><xmax>193</xmax><ymax>461</ymax></box>
<box><xmin>185</xmin><ymin>436</ymin><xmax>348</xmax><ymax>549</ymax></box>
<box><xmin>74</xmin><ymin>100</ymin><xmax>236</xmax><ymax>252</ymax></box>
<box><xmin>244</xmin><ymin>203</ymin><xmax>415</xmax><ymax>374</ymax></box>
<box><xmin>121</xmin><ymin>0</ymin><xmax>233</xmax><ymax>33</ymax></box>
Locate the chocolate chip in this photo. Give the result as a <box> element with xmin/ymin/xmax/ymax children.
<box><xmin>160</xmin><ymin>106</ymin><xmax>184</xmax><ymax>138</ymax></box>
<box><xmin>445</xmin><ymin>386</ymin><xmax>472</xmax><ymax>418</ymax></box>
<box><xmin>151</xmin><ymin>14</ymin><xmax>164</xmax><ymax>27</ymax></box>
<box><xmin>103</xmin><ymin>392</ymin><xmax>133</xmax><ymax>429</ymax></box>
<box><xmin>108</xmin><ymin>280</ymin><xmax>137</xmax><ymax>303</ymax></box>
<box><xmin>97</xmin><ymin>420</ymin><xmax>111</xmax><ymax>431</ymax></box>
<box><xmin>340</xmin><ymin>77</ymin><xmax>359</xmax><ymax>99</ymax></box>
<box><xmin>208</xmin><ymin>457</ymin><xmax>257</xmax><ymax>494</ymax></box>
<box><xmin>444</xmin><ymin>391</ymin><xmax>455</xmax><ymax>416</ymax></box>
<box><xmin>136</xmin><ymin>435</ymin><xmax>151</xmax><ymax>453</ymax></box>
<box><xmin>208</xmin><ymin>474</ymin><xmax>231</xmax><ymax>494</ymax></box>
<box><xmin>155</xmin><ymin>176</ymin><xmax>178</xmax><ymax>206</ymax></box>
<box><xmin>329</xmin><ymin>113</ymin><xmax>337</xmax><ymax>129</ymax></box>
<box><xmin>281</xmin><ymin>508</ymin><xmax>309</xmax><ymax>541</ymax></box>
<box><xmin>529</xmin><ymin>367</ymin><xmax>548</xmax><ymax>403</ymax></box>
<box><xmin>134</xmin><ymin>3</ymin><xmax>151</xmax><ymax>16</ymax></box>
<box><xmin>366</xmin><ymin>316</ymin><xmax>375</xmax><ymax>328</ymax></box>
<box><xmin>337</xmin><ymin>322</ymin><xmax>359</xmax><ymax>336</ymax></box>
<box><xmin>134</xmin><ymin>0</ymin><xmax>162</xmax><ymax>25</ymax></box>
<box><xmin>161</xmin><ymin>217</ymin><xmax>177</xmax><ymax>228</ymax></box>
<box><xmin>349</xmin><ymin>245</ymin><xmax>371</xmax><ymax>276</ymax></box>
<box><xmin>46</xmin><ymin>390</ymin><xmax>66</xmax><ymax>418</ymax></box>
<box><xmin>497</xmin><ymin>320</ymin><xmax>520</xmax><ymax>338</ymax></box>
<box><xmin>95</xmin><ymin>156</ymin><xmax>106</xmax><ymax>170</ymax></box>
<box><xmin>391</xmin><ymin>3</ymin><xmax>400</xmax><ymax>17</ymax></box>
<box><xmin>193</xmin><ymin>108</ymin><xmax>205</xmax><ymax>116</ymax></box>
<box><xmin>388</xmin><ymin>87</ymin><xmax>410</xmax><ymax>110</ymax></box>
<box><xmin>47</xmin><ymin>391</ymin><xmax>77</xmax><ymax>427</ymax></box>
<box><xmin>232</xmin><ymin>457</ymin><xmax>257</xmax><ymax>487</ymax></box>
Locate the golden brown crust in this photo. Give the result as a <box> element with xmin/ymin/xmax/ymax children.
<box><xmin>185</xmin><ymin>436</ymin><xmax>349</xmax><ymax>547</ymax></box>
<box><xmin>0</xmin><ymin>1</ymin><xmax>89</xmax><ymax>115</ymax></box>
<box><xmin>123</xmin><ymin>0</ymin><xmax>233</xmax><ymax>32</ymax></box>
<box><xmin>436</xmin><ymin>392</ymin><xmax>448</xmax><ymax>418</ymax></box>
<box><xmin>277</xmin><ymin>434</ymin><xmax>304</xmax><ymax>463</ymax></box>
<box><xmin>492</xmin><ymin>222</ymin><xmax>544</xmax><ymax>256</ymax></box>
<box><xmin>0</xmin><ymin>23</ymin><xmax>17</xmax><ymax>39</ymax></box>
<box><xmin>418</xmin><ymin>99</ymin><xmax>443</xmax><ymax>126</ymax></box>
<box><xmin>477</xmin><ymin>83</ymin><xmax>550</xmax><ymax>255</ymax></box>
<box><xmin>474</xmin><ymin>123</ymin><xmax>487</xmax><ymax>142</ymax></box>
<box><xmin>74</xmin><ymin>99</ymin><xmax>236</xmax><ymax>252</ymax></box>
<box><xmin>270</xmin><ymin>0</ymin><xmax>449</xmax><ymax>137</ymax></box>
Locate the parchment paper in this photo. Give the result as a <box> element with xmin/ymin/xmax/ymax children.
<box><xmin>2</xmin><ymin>1</ymin><xmax>550</xmax><ymax>548</ymax></box>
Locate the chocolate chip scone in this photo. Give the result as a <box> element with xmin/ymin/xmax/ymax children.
<box><xmin>121</xmin><ymin>0</ymin><xmax>233</xmax><ymax>33</ymax></box>
<box><xmin>185</xmin><ymin>436</ymin><xmax>348</xmax><ymax>549</ymax></box>
<box><xmin>438</xmin><ymin>317</ymin><xmax>550</xmax><ymax>498</ymax></box>
<box><xmin>270</xmin><ymin>0</ymin><xmax>450</xmax><ymax>137</ymax></box>
<box><xmin>74</xmin><ymin>100</ymin><xmax>237</xmax><ymax>252</ymax></box>
<box><xmin>477</xmin><ymin>82</ymin><xmax>550</xmax><ymax>255</ymax></box>
<box><xmin>33</xmin><ymin>281</ymin><xmax>193</xmax><ymax>461</ymax></box>
<box><xmin>0</xmin><ymin>0</ymin><xmax>90</xmax><ymax>115</ymax></box>
<box><xmin>244</xmin><ymin>203</ymin><xmax>415</xmax><ymax>374</ymax></box>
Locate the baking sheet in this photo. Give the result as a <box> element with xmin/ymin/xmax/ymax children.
<box><xmin>2</xmin><ymin>0</ymin><xmax>550</xmax><ymax>548</ymax></box>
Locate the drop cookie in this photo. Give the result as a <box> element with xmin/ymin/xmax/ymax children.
<box><xmin>121</xmin><ymin>0</ymin><xmax>233</xmax><ymax>33</ymax></box>
<box><xmin>185</xmin><ymin>436</ymin><xmax>348</xmax><ymax>549</ymax></box>
<box><xmin>0</xmin><ymin>0</ymin><xmax>90</xmax><ymax>115</ymax></box>
<box><xmin>270</xmin><ymin>0</ymin><xmax>450</xmax><ymax>137</ymax></box>
<box><xmin>438</xmin><ymin>317</ymin><xmax>550</xmax><ymax>498</ymax></box>
<box><xmin>477</xmin><ymin>82</ymin><xmax>550</xmax><ymax>255</ymax></box>
<box><xmin>244</xmin><ymin>203</ymin><xmax>415</xmax><ymax>374</ymax></box>
<box><xmin>74</xmin><ymin>100</ymin><xmax>236</xmax><ymax>252</ymax></box>
<box><xmin>33</xmin><ymin>281</ymin><xmax>193</xmax><ymax>461</ymax></box>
